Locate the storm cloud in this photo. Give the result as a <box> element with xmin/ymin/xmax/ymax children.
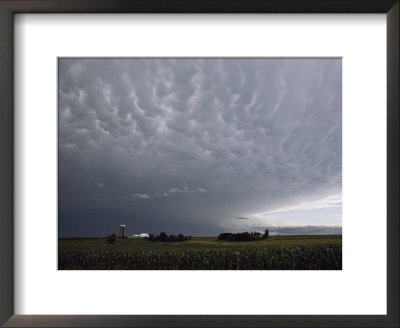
<box><xmin>58</xmin><ymin>58</ymin><xmax>341</xmax><ymax>237</ymax></box>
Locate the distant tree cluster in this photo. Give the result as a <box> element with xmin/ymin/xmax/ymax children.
<box><xmin>148</xmin><ymin>232</ymin><xmax>192</xmax><ymax>242</ymax></box>
<box><xmin>218</xmin><ymin>229</ymin><xmax>270</xmax><ymax>242</ymax></box>
<box><xmin>106</xmin><ymin>234</ymin><xmax>117</xmax><ymax>244</ymax></box>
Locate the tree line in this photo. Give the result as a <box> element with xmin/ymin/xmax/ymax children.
<box><xmin>148</xmin><ymin>232</ymin><xmax>192</xmax><ymax>242</ymax></box>
<box><xmin>106</xmin><ymin>229</ymin><xmax>270</xmax><ymax>244</ymax></box>
<box><xmin>218</xmin><ymin>229</ymin><xmax>270</xmax><ymax>242</ymax></box>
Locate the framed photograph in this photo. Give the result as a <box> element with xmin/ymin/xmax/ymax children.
<box><xmin>0</xmin><ymin>0</ymin><xmax>398</xmax><ymax>327</ymax></box>
<box><xmin>57</xmin><ymin>57</ymin><xmax>343</xmax><ymax>271</ymax></box>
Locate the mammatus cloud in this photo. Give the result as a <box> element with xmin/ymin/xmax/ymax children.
<box><xmin>156</xmin><ymin>192</ymin><xmax>170</xmax><ymax>198</ymax></box>
<box><xmin>58</xmin><ymin>58</ymin><xmax>342</xmax><ymax>237</ymax></box>
<box><xmin>167</xmin><ymin>186</ymin><xmax>207</xmax><ymax>194</ymax></box>
<box><xmin>129</xmin><ymin>193</ymin><xmax>151</xmax><ymax>200</ymax></box>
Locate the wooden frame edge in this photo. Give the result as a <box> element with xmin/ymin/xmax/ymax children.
<box><xmin>0</xmin><ymin>1</ymin><xmax>398</xmax><ymax>327</ymax></box>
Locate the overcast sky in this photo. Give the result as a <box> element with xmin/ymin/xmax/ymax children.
<box><xmin>58</xmin><ymin>58</ymin><xmax>342</xmax><ymax>237</ymax></box>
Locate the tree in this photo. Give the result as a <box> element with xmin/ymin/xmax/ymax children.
<box><xmin>148</xmin><ymin>232</ymin><xmax>191</xmax><ymax>242</ymax></box>
<box><xmin>159</xmin><ymin>232</ymin><xmax>167</xmax><ymax>241</ymax></box>
<box><xmin>263</xmin><ymin>229</ymin><xmax>270</xmax><ymax>239</ymax></box>
<box><xmin>106</xmin><ymin>234</ymin><xmax>116</xmax><ymax>244</ymax></box>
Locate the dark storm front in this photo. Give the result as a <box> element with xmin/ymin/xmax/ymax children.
<box><xmin>58</xmin><ymin>58</ymin><xmax>342</xmax><ymax>270</ymax></box>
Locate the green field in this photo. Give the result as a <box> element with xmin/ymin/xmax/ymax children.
<box><xmin>58</xmin><ymin>235</ymin><xmax>342</xmax><ymax>270</ymax></box>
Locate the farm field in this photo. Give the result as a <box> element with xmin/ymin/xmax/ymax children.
<box><xmin>59</xmin><ymin>234</ymin><xmax>342</xmax><ymax>270</ymax></box>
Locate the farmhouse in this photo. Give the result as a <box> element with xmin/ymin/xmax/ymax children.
<box><xmin>128</xmin><ymin>233</ymin><xmax>150</xmax><ymax>238</ymax></box>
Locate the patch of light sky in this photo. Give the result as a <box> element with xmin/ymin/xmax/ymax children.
<box><xmin>223</xmin><ymin>194</ymin><xmax>342</xmax><ymax>231</ymax></box>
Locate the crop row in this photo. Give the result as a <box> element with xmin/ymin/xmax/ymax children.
<box><xmin>59</xmin><ymin>244</ymin><xmax>341</xmax><ymax>270</ymax></box>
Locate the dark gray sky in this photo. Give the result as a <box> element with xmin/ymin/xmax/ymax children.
<box><xmin>58</xmin><ymin>58</ymin><xmax>342</xmax><ymax>237</ymax></box>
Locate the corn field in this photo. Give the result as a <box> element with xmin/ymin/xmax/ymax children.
<box><xmin>58</xmin><ymin>244</ymin><xmax>341</xmax><ymax>270</ymax></box>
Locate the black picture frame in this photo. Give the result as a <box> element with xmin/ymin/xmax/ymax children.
<box><xmin>0</xmin><ymin>1</ymin><xmax>398</xmax><ymax>327</ymax></box>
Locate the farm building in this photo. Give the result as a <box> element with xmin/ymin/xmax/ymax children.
<box><xmin>128</xmin><ymin>233</ymin><xmax>150</xmax><ymax>238</ymax></box>
<box><xmin>119</xmin><ymin>224</ymin><xmax>126</xmax><ymax>237</ymax></box>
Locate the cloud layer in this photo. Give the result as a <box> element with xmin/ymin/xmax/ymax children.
<box><xmin>58</xmin><ymin>58</ymin><xmax>341</xmax><ymax>237</ymax></box>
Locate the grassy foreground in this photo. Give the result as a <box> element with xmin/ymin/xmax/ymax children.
<box><xmin>58</xmin><ymin>235</ymin><xmax>342</xmax><ymax>270</ymax></box>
